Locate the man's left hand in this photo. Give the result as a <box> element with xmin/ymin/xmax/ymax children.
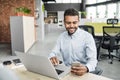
<box><xmin>71</xmin><ymin>64</ymin><xmax>88</xmax><ymax>76</ymax></box>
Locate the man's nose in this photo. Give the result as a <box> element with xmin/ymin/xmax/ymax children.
<box><xmin>70</xmin><ymin>23</ymin><xmax>74</xmax><ymax>27</ymax></box>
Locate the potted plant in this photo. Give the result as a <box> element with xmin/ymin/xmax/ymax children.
<box><xmin>80</xmin><ymin>11</ymin><xmax>87</xmax><ymax>18</ymax></box>
<box><xmin>15</xmin><ymin>7</ymin><xmax>31</xmax><ymax>16</ymax></box>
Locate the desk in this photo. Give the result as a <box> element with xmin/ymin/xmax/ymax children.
<box><xmin>11</xmin><ymin>66</ymin><xmax>113</xmax><ymax>80</ymax></box>
<box><xmin>95</xmin><ymin>33</ymin><xmax>103</xmax><ymax>37</ymax></box>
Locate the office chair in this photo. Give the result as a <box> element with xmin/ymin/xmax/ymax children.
<box><xmin>79</xmin><ymin>25</ymin><xmax>101</xmax><ymax>60</ymax></box>
<box><xmin>79</xmin><ymin>25</ymin><xmax>95</xmax><ymax>37</ymax></box>
<box><xmin>107</xmin><ymin>18</ymin><xmax>119</xmax><ymax>27</ymax></box>
<box><xmin>101</xmin><ymin>26</ymin><xmax>120</xmax><ymax>64</ymax></box>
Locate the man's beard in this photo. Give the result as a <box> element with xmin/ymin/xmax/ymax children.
<box><xmin>66</xmin><ymin>27</ymin><xmax>77</xmax><ymax>36</ymax></box>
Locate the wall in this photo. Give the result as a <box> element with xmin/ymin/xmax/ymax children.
<box><xmin>58</xmin><ymin>11</ymin><xmax>64</xmax><ymax>27</ymax></box>
<box><xmin>10</xmin><ymin>16</ymin><xmax>35</xmax><ymax>55</ymax></box>
<box><xmin>35</xmin><ymin>0</ymin><xmax>45</xmax><ymax>41</ymax></box>
<box><xmin>0</xmin><ymin>0</ymin><xmax>35</xmax><ymax>43</ymax></box>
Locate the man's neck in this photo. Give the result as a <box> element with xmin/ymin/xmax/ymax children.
<box><xmin>68</xmin><ymin>28</ymin><xmax>78</xmax><ymax>36</ymax></box>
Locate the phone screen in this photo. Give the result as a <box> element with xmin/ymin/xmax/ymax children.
<box><xmin>71</xmin><ymin>62</ymin><xmax>80</xmax><ymax>67</ymax></box>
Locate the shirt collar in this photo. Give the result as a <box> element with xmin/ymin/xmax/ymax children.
<box><xmin>69</xmin><ymin>28</ymin><xmax>80</xmax><ymax>38</ymax></box>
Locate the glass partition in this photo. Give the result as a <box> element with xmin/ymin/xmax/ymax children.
<box><xmin>86</xmin><ymin>0</ymin><xmax>96</xmax><ymax>4</ymax></box>
<box><xmin>86</xmin><ymin>7</ymin><xmax>96</xmax><ymax>19</ymax></box>
<box><xmin>107</xmin><ymin>3</ymin><xmax>117</xmax><ymax>18</ymax></box>
<box><xmin>97</xmin><ymin>5</ymin><xmax>106</xmax><ymax>18</ymax></box>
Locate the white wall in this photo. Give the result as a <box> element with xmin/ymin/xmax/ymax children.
<box><xmin>10</xmin><ymin>16</ymin><xmax>35</xmax><ymax>55</ymax></box>
<box><xmin>35</xmin><ymin>0</ymin><xmax>45</xmax><ymax>41</ymax></box>
<box><xmin>58</xmin><ymin>11</ymin><xmax>64</xmax><ymax>27</ymax></box>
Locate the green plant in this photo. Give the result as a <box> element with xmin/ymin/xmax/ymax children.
<box><xmin>81</xmin><ymin>11</ymin><xmax>87</xmax><ymax>16</ymax></box>
<box><xmin>15</xmin><ymin>7</ymin><xmax>31</xmax><ymax>14</ymax></box>
<box><xmin>80</xmin><ymin>11</ymin><xmax>87</xmax><ymax>18</ymax></box>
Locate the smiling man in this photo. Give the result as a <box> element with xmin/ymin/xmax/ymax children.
<box><xmin>49</xmin><ymin>8</ymin><xmax>97</xmax><ymax>76</ymax></box>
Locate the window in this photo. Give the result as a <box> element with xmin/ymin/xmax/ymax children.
<box><xmin>56</xmin><ymin>0</ymin><xmax>62</xmax><ymax>3</ymax></box>
<box><xmin>86</xmin><ymin>0</ymin><xmax>96</xmax><ymax>4</ymax></box>
<box><xmin>118</xmin><ymin>2</ymin><xmax>120</xmax><ymax>18</ymax></box>
<box><xmin>62</xmin><ymin>0</ymin><xmax>70</xmax><ymax>3</ymax></box>
<box><xmin>71</xmin><ymin>0</ymin><xmax>81</xmax><ymax>3</ymax></box>
<box><xmin>107</xmin><ymin>3</ymin><xmax>117</xmax><ymax>18</ymax></box>
<box><xmin>56</xmin><ymin>0</ymin><xmax>81</xmax><ymax>3</ymax></box>
<box><xmin>97</xmin><ymin>0</ymin><xmax>106</xmax><ymax>3</ymax></box>
<box><xmin>86</xmin><ymin>7</ymin><xmax>96</xmax><ymax>19</ymax></box>
<box><xmin>97</xmin><ymin>5</ymin><xmax>106</xmax><ymax>18</ymax></box>
<box><xmin>86</xmin><ymin>0</ymin><xmax>119</xmax><ymax>19</ymax></box>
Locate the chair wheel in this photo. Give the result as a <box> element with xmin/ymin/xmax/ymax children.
<box><xmin>110</xmin><ymin>62</ymin><xmax>113</xmax><ymax>64</ymax></box>
<box><xmin>108</xmin><ymin>60</ymin><xmax>113</xmax><ymax>64</ymax></box>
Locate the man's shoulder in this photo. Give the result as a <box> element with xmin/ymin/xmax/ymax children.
<box><xmin>79</xmin><ymin>29</ymin><xmax>92</xmax><ymax>37</ymax></box>
<box><xmin>60</xmin><ymin>31</ymin><xmax>67</xmax><ymax>37</ymax></box>
<box><xmin>57</xmin><ymin>31</ymin><xmax>68</xmax><ymax>40</ymax></box>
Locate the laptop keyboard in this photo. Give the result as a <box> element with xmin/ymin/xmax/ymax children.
<box><xmin>55</xmin><ymin>69</ymin><xmax>64</xmax><ymax>75</ymax></box>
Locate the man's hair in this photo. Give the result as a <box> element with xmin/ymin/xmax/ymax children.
<box><xmin>64</xmin><ymin>8</ymin><xmax>79</xmax><ymax>20</ymax></box>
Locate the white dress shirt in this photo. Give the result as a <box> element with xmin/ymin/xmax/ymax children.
<box><xmin>49</xmin><ymin>28</ymin><xmax>97</xmax><ymax>72</ymax></box>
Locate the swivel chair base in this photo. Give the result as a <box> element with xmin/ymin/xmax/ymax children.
<box><xmin>100</xmin><ymin>53</ymin><xmax>120</xmax><ymax>64</ymax></box>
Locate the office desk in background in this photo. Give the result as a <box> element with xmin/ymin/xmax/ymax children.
<box><xmin>11</xmin><ymin>66</ymin><xmax>113</xmax><ymax>80</ymax></box>
<box><xmin>95</xmin><ymin>33</ymin><xmax>103</xmax><ymax>37</ymax></box>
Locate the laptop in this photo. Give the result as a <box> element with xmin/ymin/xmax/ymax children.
<box><xmin>15</xmin><ymin>51</ymin><xmax>70</xmax><ymax>80</ymax></box>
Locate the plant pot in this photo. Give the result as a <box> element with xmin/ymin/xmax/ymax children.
<box><xmin>16</xmin><ymin>12</ymin><xmax>24</xmax><ymax>16</ymax></box>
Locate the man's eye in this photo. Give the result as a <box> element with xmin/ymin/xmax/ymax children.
<box><xmin>66</xmin><ymin>22</ymin><xmax>71</xmax><ymax>24</ymax></box>
<box><xmin>73</xmin><ymin>21</ymin><xmax>79</xmax><ymax>24</ymax></box>
<box><xmin>65</xmin><ymin>21</ymin><xmax>78</xmax><ymax>24</ymax></box>
<box><xmin>73</xmin><ymin>22</ymin><xmax>77</xmax><ymax>24</ymax></box>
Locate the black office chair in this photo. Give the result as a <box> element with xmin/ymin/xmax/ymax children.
<box><xmin>101</xmin><ymin>26</ymin><xmax>120</xmax><ymax>64</ymax></box>
<box><xmin>79</xmin><ymin>25</ymin><xmax>101</xmax><ymax>60</ymax></box>
<box><xmin>79</xmin><ymin>25</ymin><xmax>95</xmax><ymax>37</ymax></box>
<box><xmin>107</xmin><ymin>18</ymin><xmax>119</xmax><ymax>27</ymax></box>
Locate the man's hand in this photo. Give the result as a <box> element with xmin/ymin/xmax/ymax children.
<box><xmin>71</xmin><ymin>64</ymin><xmax>88</xmax><ymax>76</ymax></box>
<box><xmin>50</xmin><ymin>57</ymin><xmax>59</xmax><ymax>65</ymax></box>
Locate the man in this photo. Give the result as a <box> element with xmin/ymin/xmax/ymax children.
<box><xmin>49</xmin><ymin>8</ymin><xmax>97</xmax><ymax>76</ymax></box>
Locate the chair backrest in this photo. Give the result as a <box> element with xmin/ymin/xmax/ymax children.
<box><xmin>79</xmin><ymin>25</ymin><xmax>95</xmax><ymax>37</ymax></box>
<box><xmin>103</xmin><ymin>26</ymin><xmax>120</xmax><ymax>37</ymax></box>
<box><xmin>107</xmin><ymin>18</ymin><xmax>119</xmax><ymax>27</ymax></box>
<box><xmin>102</xmin><ymin>26</ymin><xmax>120</xmax><ymax>48</ymax></box>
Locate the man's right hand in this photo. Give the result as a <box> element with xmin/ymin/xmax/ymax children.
<box><xmin>50</xmin><ymin>57</ymin><xmax>59</xmax><ymax>65</ymax></box>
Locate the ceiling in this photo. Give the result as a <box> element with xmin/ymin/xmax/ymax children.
<box><xmin>42</xmin><ymin>0</ymin><xmax>56</xmax><ymax>2</ymax></box>
<box><xmin>42</xmin><ymin>0</ymin><xmax>81</xmax><ymax>3</ymax></box>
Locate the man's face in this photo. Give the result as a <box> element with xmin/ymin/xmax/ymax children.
<box><xmin>64</xmin><ymin>16</ymin><xmax>79</xmax><ymax>35</ymax></box>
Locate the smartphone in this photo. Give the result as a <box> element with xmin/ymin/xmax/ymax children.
<box><xmin>12</xmin><ymin>59</ymin><xmax>22</xmax><ymax>65</ymax></box>
<box><xmin>71</xmin><ymin>62</ymin><xmax>81</xmax><ymax>67</ymax></box>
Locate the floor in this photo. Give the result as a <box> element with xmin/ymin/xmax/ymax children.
<box><xmin>0</xmin><ymin>28</ymin><xmax>120</xmax><ymax>80</ymax></box>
